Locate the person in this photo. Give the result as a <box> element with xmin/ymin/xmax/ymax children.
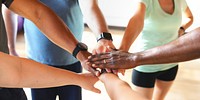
<box><xmin>87</xmin><ymin>27</ymin><xmax>200</xmax><ymax>100</ymax></box>
<box><xmin>4</xmin><ymin>0</ymin><xmax>116</xmax><ymax>100</ymax></box>
<box><xmin>0</xmin><ymin>0</ymin><xmax>112</xmax><ymax>99</ymax></box>
<box><xmin>0</xmin><ymin>52</ymin><xmax>100</xmax><ymax>93</ymax></box>
<box><xmin>89</xmin><ymin>0</ymin><xmax>193</xmax><ymax>99</ymax></box>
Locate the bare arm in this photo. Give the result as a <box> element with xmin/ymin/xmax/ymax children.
<box><xmin>0</xmin><ymin>52</ymin><xmax>100</xmax><ymax>93</ymax></box>
<box><xmin>2</xmin><ymin>6</ymin><xmax>18</xmax><ymax>56</ymax></box>
<box><xmin>136</xmin><ymin>27</ymin><xmax>200</xmax><ymax>65</ymax></box>
<box><xmin>119</xmin><ymin>2</ymin><xmax>146</xmax><ymax>51</ymax></box>
<box><xmin>79</xmin><ymin>0</ymin><xmax>117</xmax><ymax>73</ymax></box>
<box><xmin>8</xmin><ymin>0</ymin><xmax>77</xmax><ymax>54</ymax></box>
<box><xmin>88</xmin><ymin>27</ymin><xmax>200</xmax><ymax>69</ymax></box>
<box><xmin>178</xmin><ymin>6</ymin><xmax>193</xmax><ymax>36</ymax></box>
<box><xmin>79</xmin><ymin>0</ymin><xmax>115</xmax><ymax>52</ymax></box>
<box><xmin>99</xmin><ymin>73</ymin><xmax>148</xmax><ymax>100</ymax></box>
<box><xmin>7</xmin><ymin>0</ymin><xmax>99</xmax><ymax>74</ymax></box>
<box><xmin>79</xmin><ymin>0</ymin><xmax>108</xmax><ymax>36</ymax></box>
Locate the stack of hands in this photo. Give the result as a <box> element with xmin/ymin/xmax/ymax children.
<box><xmin>80</xmin><ymin>44</ymin><xmax>135</xmax><ymax>94</ymax></box>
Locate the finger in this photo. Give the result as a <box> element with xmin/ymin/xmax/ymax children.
<box><xmin>91</xmin><ymin>63</ymin><xmax>116</xmax><ymax>69</ymax></box>
<box><xmin>105</xmin><ymin>68</ymin><xmax>112</xmax><ymax>73</ymax></box>
<box><xmin>88</xmin><ymin>67</ymin><xmax>101</xmax><ymax>76</ymax></box>
<box><xmin>90</xmin><ymin>87</ymin><xmax>101</xmax><ymax>94</ymax></box>
<box><xmin>112</xmin><ymin>69</ymin><xmax>118</xmax><ymax>75</ymax></box>
<box><xmin>88</xmin><ymin>53</ymin><xmax>111</xmax><ymax>61</ymax></box>
<box><xmin>107</xmin><ymin>46</ymin><xmax>118</xmax><ymax>51</ymax></box>
<box><xmin>88</xmin><ymin>54</ymin><xmax>104</xmax><ymax>62</ymax></box>
<box><xmin>118</xmin><ymin>69</ymin><xmax>125</xmax><ymax>76</ymax></box>
<box><xmin>92</xmin><ymin>49</ymin><xmax>97</xmax><ymax>55</ymax></box>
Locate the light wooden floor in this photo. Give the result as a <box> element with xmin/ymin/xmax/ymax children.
<box><xmin>16</xmin><ymin>27</ymin><xmax>200</xmax><ymax>100</ymax></box>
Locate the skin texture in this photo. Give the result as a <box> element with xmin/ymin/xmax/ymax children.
<box><xmin>87</xmin><ymin>27</ymin><xmax>200</xmax><ymax>69</ymax></box>
<box><xmin>88</xmin><ymin>1</ymin><xmax>193</xmax><ymax>99</ymax></box>
<box><xmin>0</xmin><ymin>52</ymin><xmax>100</xmax><ymax>93</ymax></box>
<box><xmin>99</xmin><ymin>73</ymin><xmax>148</xmax><ymax>100</ymax></box>
<box><xmin>4</xmin><ymin>0</ymin><xmax>117</xmax><ymax>76</ymax></box>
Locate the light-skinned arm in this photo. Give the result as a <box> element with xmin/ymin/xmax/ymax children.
<box><xmin>7</xmin><ymin>0</ymin><xmax>98</xmax><ymax>75</ymax></box>
<box><xmin>99</xmin><ymin>73</ymin><xmax>148</xmax><ymax>100</ymax></box>
<box><xmin>0</xmin><ymin>52</ymin><xmax>100</xmax><ymax>93</ymax></box>
<box><xmin>119</xmin><ymin>2</ymin><xmax>146</xmax><ymax>51</ymax></box>
<box><xmin>79</xmin><ymin>0</ymin><xmax>119</xmax><ymax>74</ymax></box>
<box><xmin>2</xmin><ymin>6</ymin><xmax>19</xmax><ymax>56</ymax></box>
<box><xmin>178</xmin><ymin>6</ymin><xmax>193</xmax><ymax>36</ymax></box>
<box><xmin>79</xmin><ymin>0</ymin><xmax>115</xmax><ymax>53</ymax></box>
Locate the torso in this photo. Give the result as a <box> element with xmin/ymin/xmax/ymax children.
<box><xmin>158</xmin><ymin>0</ymin><xmax>175</xmax><ymax>15</ymax></box>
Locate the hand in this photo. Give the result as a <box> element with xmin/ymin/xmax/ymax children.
<box><xmin>79</xmin><ymin>73</ymin><xmax>101</xmax><ymax>93</ymax></box>
<box><xmin>92</xmin><ymin>39</ymin><xmax>119</xmax><ymax>74</ymax></box>
<box><xmin>93</xmin><ymin>39</ymin><xmax>115</xmax><ymax>53</ymax></box>
<box><xmin>78</xmin><ymin>51</ymin><xmax>101</xmax><ymax>76</ymax></box>
<box><xmin>87</xmin><ymin>47</ymin><xmax>136</xmax><ymax>69</ymax></box>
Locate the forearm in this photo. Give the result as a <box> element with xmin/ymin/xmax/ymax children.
<box><xmin>2</xmin><ymin>7</ymin><xmax>18</xmax><ymax>54</ymax></box>
<box><xmin>9</xmin><ymin>0</ymin><xmax>78</xmax><ymax>54</ymax></box>
<box><xmin>135</xmin><ymin>27</ymin><xmax>200</xmax><ymax>65</ymax></box>
<box><xmin>119</xmin><ymin>16</ymin><xmax>143</xmax><ymax>51</ymax></box>
<box><xmin>80</xmin><ymin>0</ymin><xmax>108</xmax><ymax>36</ymax></box>
<box><xmin>119</xmin><ymin>3</ymin><xmax>145</xmax><ymax>51</ymax></box>
<box><xmin>101</xmin><ymin>74</ymin><xmax>147</xmax><ymax>100</ymax></box>
<box><xmin>0</xmin><ymin>52</ymin><xmax>82</xmax><ymax>88</ymax></box>
<box><xmin>181</xmin><ymin>7</ymin><xmax>193</xmax><ymax>31</ymax></box>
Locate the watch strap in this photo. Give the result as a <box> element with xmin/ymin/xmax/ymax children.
<box><xmin>72</xmin><ymin>42</ymin><xmax>87</xmax><ymax>58</ymax></box>
<box><xmin>72</xmin><ymin>45</ymin><xmax>80</xmax><ymax>58</ymax></box>
<box><xmin>97</xmin><ymin>32</ymin><xmax>113</xmax><ymax>42</ymax></box>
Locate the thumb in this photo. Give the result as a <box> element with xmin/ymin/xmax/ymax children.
<box><xmin>89</xmin><ymin>87</ymin><xmax>101</xmax><ymax>94</ymax></box>
<box><xmin>107</xmin><ymin>46</ymin><xmax>118</xmax><ymax>52</ymax></box>
<box><xmin>92</xmin><ymin>49</ymin><xmax>97</xmax><ymax>55</ymax></box>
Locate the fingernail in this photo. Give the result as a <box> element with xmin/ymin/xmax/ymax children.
<box><xmin>86</xmin><ymin>62</ymin><xmax>89</xmax><ymax>64</ymax></box>
<box><xmin>92</xmin><ymin>64</ymin><xmax>96</xmax><ymax>67</ymax></box>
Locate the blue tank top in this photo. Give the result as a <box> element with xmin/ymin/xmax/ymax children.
<box><xmin>24</xmin><ymin>0</ymin><xmax>84</xmax><ymax>65</ymax></box>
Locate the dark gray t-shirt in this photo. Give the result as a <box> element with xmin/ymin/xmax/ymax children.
<box><xmin>0</xmin><ymin>0</ymin><xmax>13</xmax><ymax>54</ymax></box>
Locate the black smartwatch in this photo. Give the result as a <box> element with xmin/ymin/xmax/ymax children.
<box><xmin>72</xmin><ymin>42</ymin><xmax>88</xmax><ymax>58</ymax></box>
<box><xmin>97</xmin><ymin>32</ymin><xmax>113</xmax><ymax>42</ymax></box>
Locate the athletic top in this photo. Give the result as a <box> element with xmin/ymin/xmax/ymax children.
<box><xmin>24</xmin><ymin>0</ymin><xmax>84</xmax><ymax>65</ymax></box>
<box><xmin>134</xmin><ymin>0</ymin><xmax>187</xmax><ymax>72</ymax></box>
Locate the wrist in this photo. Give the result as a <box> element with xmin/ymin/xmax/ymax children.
<box><xmin>76</xmin><ymin>73</ymin><xmax>85</xmax><ymax>87</ymax></box>
<box><xmin>130</xmin><ymin>52</ymin><xmax>142</xmax><ymax>67</ymax></box>
<box><xmin>180</xmin><ymin>27</ymin><xmax>185</xmax><ymax>33</ymax></box>
<box><xmin>97</xmin><ymin>39</ymin><xmax>113</xmax><ymax>45</ymax></box>
<box><xmin>100</xmin><ymin>73</ymin><xmax>118</xmax><ymax>83</ymax></box>
<box><xmin>97</xmin><ymin>32</ymin><xmax>113</xmax><ymax>42</ymax></box>
<box><xmin>76</xmin><ymin>51</ymin><xmax>90</xmax><ymax>62</ymax></box>
<box><xmin>72</xmin><ymin>42</ymin><xmax>88</xmax><ymax>59</ymax></box>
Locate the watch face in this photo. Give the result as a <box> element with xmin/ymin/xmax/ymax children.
<box><xmin>104</xmin><ymin>33</ymin><xmax>112</xmax><ymax>39</ymax></box>
<box><xmin>97</xmin><ymin>32</ymin><xmax>113</xmax><ymax>42</ymax></box>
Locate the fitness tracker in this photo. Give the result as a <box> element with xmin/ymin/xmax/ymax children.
<box><xmin>72</xmin><ymin>42</ymin><xmax>88</xmax><ymax>58</ymax></box>
<box><xmin>97</xmin><ymin>32</ymin><xmax>113</xmax><ymax>42</ymax></box>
